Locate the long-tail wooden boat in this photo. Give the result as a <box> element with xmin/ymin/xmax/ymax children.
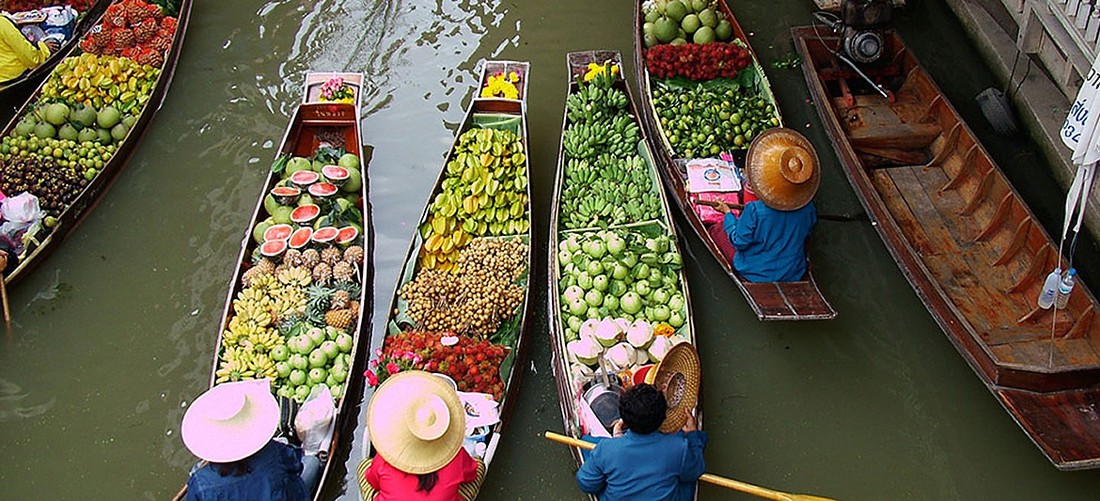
<box><xmin>356</xmin><ymin>60</ymin><xmax>533</xmax><ymax>498</ymax></box>
<box><xmin>793</xmin><ymin>25</ymin><xmax>1100</xmax><ymax>470</ymax></box>
<box><xmin>172</xmin><ymin>71</ymin><xmax>373</xmax><ymax>499</ymax></box>
<box><xmin>550</xmin><ymin>50</ymin><xmax>701</xmax><ymax>497</ymax></box>
<box><xmin>632</xmin><ymin>0</ymin><xmax>836</xmax><ymax>321</ymax></box>
<box><xmin>0</xmin><ymin>0</ymin><xmax>111</xmax><ymax>95</ymax></box>
<box><xmin>0</xmin><ymin>0</ymin><xmax>191</xmax><ymax>285</ymax></box>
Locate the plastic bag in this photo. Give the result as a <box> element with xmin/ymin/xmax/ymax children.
<box><xmin>0</xmin><ymin>193</ymin><xmax>43</xmax><ymax>255</ymax></box>
<box><xmin>294</xmin><ymin>384</ymin><xmax>335</xmax><ymax>455</ymax></box>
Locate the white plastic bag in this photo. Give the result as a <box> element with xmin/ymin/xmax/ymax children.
<box><xmin>0</xmin><ymin>193</ymin><xmax>43</xmax><ymax>255</ymax></box>
<box><xmin>294</xmin><ymin>384</ymin><xmax>335</xmax><ymax>455</ymax></box>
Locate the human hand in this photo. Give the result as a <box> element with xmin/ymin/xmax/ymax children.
<box><xmin>680</xmin><ymin>411</ymin><xmax>696</xmax><ymax>433</ymax></box>
<box><xmin>612</xmin><ymin>419</ymin><xmax>625</xmax><ymax>437</ymax></box>
<box><xmin>44</xmin><ymin>40</ymin><xmax>59</xmax><ymax>53</ymax></box>
<box><xmin>715</xmin><ymin>201</ymin><xmax>730</xmax><ymax>214</ymax></box>
<box><xmin>0</xmin><ymin>251</ymin><xmax>8</xmax><ymax>270</ymax></box>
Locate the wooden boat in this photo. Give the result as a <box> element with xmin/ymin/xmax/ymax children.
<box><xmin>359</xmin><ymin>60</ymin><xmax>533</xmax><ymax>497</ymax></box>
<box><xmin>793</xmin><ymin>25</ymin><xmax>1100</xmax><ymax>470</ymax></box>
<box><xmin>549</xmin><ymin>50</ymin><xmax>701</xmax><ymax>494</ymax></box>
<box><xmin>631</xmin><ymin>0</ymin><xmax>836</xmax><ymax>321</ymax></box>
<box><xmin>1</xmin><ymin>0</ymin><xmax>192</xmax><ymax>285</ymax></box>
<box><xmin>0</xmin><ymin>0</ymin><xmax>111</xmax><ymax>95</ymax></box>
<box><xmin>173</xmin><ymin>71</ymin><xmax>372</xmax><ymax>500</ymax></box>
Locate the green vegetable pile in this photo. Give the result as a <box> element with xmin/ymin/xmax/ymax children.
<box><xmin>651</xmin><ymin>78</ymin><xmax>779</xmax><ymax>157</ymax></box>
<box><xmin>559</xmin><ymin>155</ymin><xmax>661</xmax><ymax>229</ymax></box>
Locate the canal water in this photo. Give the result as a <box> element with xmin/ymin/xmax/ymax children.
<box><xmin>1</xmin><ymin>0</ymin><xmax>1099</xmax><ymax>499</ymax></box>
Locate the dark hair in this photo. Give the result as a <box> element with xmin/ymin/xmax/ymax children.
<box><xmin>618</xmin><ymin>383</ymin><xmax>666</xmax><ymax>435</ymax></box>
<box><xmin>416</xmin><ymin>471</ymin><xmax>439</xmax><ymax>492</ymax></box>
<box><xmin>215</xmin><ymin>459</ymin><xmax>250</xmax><ymax>477</ymax></box>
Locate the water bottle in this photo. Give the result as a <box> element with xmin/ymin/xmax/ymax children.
<box><xmin>1055</xmin><ymin>268</ymin><xmax>1077</xmax><ymax>310</ymax></box>
<box><xmin>1038</xmin><ymin>267</ymin><xmax>1061</xmax><ymax>309</ymax></box>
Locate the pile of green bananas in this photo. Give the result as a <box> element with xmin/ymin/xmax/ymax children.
<box><xmin>563</xmin><ymin>79</ymin><xmax>639</xmax><ymax>162</ymax></box>
<box><xmin>419</xmin><ymin>126</ymin><xmax>529</xmax><ymax>272</ymax></box>
<box><xmin>651</xmin><ymin>80</ymin><xmax>779</xmax><ymax>158</ymax></box>
<box><xmin>559</xmin><ymin>155</ymin><xmax>662</xmax><ymax>229</ymax></box>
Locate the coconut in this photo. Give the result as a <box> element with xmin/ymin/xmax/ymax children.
<box><xmin>613</xmin><ymin>318</ymin><xmax>632</xmax><ymax>334</ymax></box>
<box><xmin>627</xmin><ymin>319</ymin><xmax>655</xmax><ymax>348</ymax></box>
<box><xmin>570</xmin><ymin>362</ymin><xmax>595</xmax><ymax>383</ymax></box>
<box><xmin>594</xmin><ymin>318</ymin><xmax>622</xmax><ymax>347</ymax></box>
<box><xmin>634</xmin><ymin>348</ymin><xmax>650</xmax><ymax>366</ymax></box>
<box><xmin>604</xmin><ymin>342</ymin><xmax>635</xmax><ymax>369</ymax></box>
<box><xmin>648</xmin><ymin>335</ymin><xmax>674</xmax><ymax>362</ymax></box>
<box><xmin>568</xmin><ymin>338</ymin><xmax>602</xmax><ymax>366</ymax></box>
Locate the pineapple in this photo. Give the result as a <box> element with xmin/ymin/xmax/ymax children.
<box><xmin>305</xmin><ymin>284</ymin><xmax>333</xmax><ymax>323</ymax></box>
<box><xmin>343</xmin><ymin>245</ymin><xmax>364</xmax><ymax>266</ymax></box>
<box><xmin>312</xmin><ymin>262</ymin><xmax>332</xmax><ymax>284</ymax></box>
<box><xmin>321</xmin><ymin>247</ymin><xmax>342</xmax><ymax>266</ymax></box>
<box><xmin>332</xmin><ymin>261</ymin><xmax>356</xmax><ymax>283</ymax></box>
<box><xmin>90</xmin><ymin>29</ymin><xmax>110</xmax><ymax>49</ymax></box>
<box><xmin>283</xmin><ymin>249</ymin><xmax>303</xmax><ymax>268</ymax></box>
<box><xmin>241</xmin><ymin>258</ymin><xmax>276</xmax><ymax>288</ymax></box>
<box><xmin>301</xmin><ymin>249</ymin><xmax>321</xmax><ymax>269</ymax></box>
<box><xmin>254</xmin><ymin>258</ymin><xmax>277</xmax><ymax>274</ymax></box>
<box><xmin>324</xmin><ymin>309</ymin><xmax>355</xmax><ymax>329</ymax></box>
<box><xmin>330</xmin><ymin>290</ymin><xmax>351</xmax><ymax>310</ymax></box>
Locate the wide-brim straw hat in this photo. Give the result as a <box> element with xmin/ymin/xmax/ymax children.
<box><xmin>367</xmin><ymin>370</ymin><xmax>466</xmax><ymax>474</ymax></box>
<box><xmin>745</xmin><ymin>128</ymin><xmax>821</xmax><ymax>211</ymax></box>
<box><xmin>645</xmin><ymin>342</ymin><xmax>701</xmax><ymax>433</ymax></box>
<box><xmin>181</xmin><ymin>378</ymin><xmax>280</xmax><ymax>463</ymax></box>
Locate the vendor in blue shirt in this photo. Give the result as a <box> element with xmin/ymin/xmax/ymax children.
<box><xmin>576</xmin><ymin>384</ymin><xmax>707</xmax><ymax>501</ymax></box>
<box><xmin>708</xmin><ymin>128</ymin><xmax>820</xmax><ymax>282</ymax></box>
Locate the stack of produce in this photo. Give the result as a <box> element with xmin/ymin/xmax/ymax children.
<box><xmin>566</xmin><ymin>316</ymin><xmax>687</xmax><ymax>381</ymax></box>
<box><xmin>652</xmin><ymin>81</ymin><xmax>779</xmax><ymax>157</ymax></box>
<box><xmin>642</xmin><ymin>0</ymin><xmax>735</xmax><ymax>47</ymax></box>
<box><xmin>79</xmin><ymin>0</ymin><xmax>179</xmax><ymax>68</ymax></box>
<box><xmin>560</xmin><ymin>63</ymin><xmax>662</xmax><ymax>229</ymax></box>
<box><xmin>3</xmin><ymin>0</ymin><xmax>99</xmax><ymax>14</ymax></box>
<box><xmin>365</xmin><ymin>330</ymin><xmax>509</xmax><ymax>399</ymax></box>
<box><xmin>418</xmin><ymin>126</ymin><xmax>528</xmax><ymax>272</ymax></box>
<box><xmin>214</xmin><ymin>146</ymin><xmax>366</xmax><ymax>403</ymax></box>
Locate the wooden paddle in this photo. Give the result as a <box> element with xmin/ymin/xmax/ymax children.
<box><xmin>1</xmin><ymin>277</ymin><xmax>10</xmax><ymax>337</ymax></box>
<box><xmin>543</xmin><ymin>431</ymin><xmax>837</xmax><ymax>501</ymax></box>
<box><xmin>692</xmin><ymin>199</ymin><xmax>866</xmax><ymax>223</ymax></box>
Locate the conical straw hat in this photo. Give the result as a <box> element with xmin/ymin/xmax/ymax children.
<box><xmin>367</xmin><ymin>371</ymin><xmax>466</xmax><ymax>474</ymax></box>
<box><xmin>745</xmin><ymin>128</ymin><xmax>821</xmax><ymax>211</ymax></box>
<box><xmin>644</xmin><ymin>343</ymin><xmax>701</xmax><ymax>433</ymax></box>
<box><xmin>181</xmin><ymin>378</ymin><xmax>280</xmax><ymax>463</ymax></box>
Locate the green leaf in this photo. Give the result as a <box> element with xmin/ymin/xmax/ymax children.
<box><xmin>270</xmin><ymin>154</ymin><xmax>289</xmax><ymax>175</ymax></box>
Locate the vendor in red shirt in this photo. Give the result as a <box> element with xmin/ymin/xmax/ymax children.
<box><xmin>359</xmin><ymin>370</ymin><xmax>485</xmax><ymax>501</ymax></box>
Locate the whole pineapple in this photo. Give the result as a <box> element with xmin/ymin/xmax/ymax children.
<box><xmin>321</xmin><ymin>247</ymin><xmax>342</xmax><ymax>266</ymax></box>
<box><xmin>332</xmin><ymin>261</ymin><xmax>356</xmax><ymax>283</ymax></box>
<box><xmin>301</xmin><ymin>249</ymin><xmax>321</xmax><ymax>269</ymax></box>
<box><xmin>324</xmin><ymin>309</ymin><xmax>355</xmax><ymax>330</ymax></box>
<box><xmin>312</xmin><ymin>262</ymin><xmax>332</xmax><ymax>284</ymax></box>
<box><xmin>283</xmin><ymin>249</ymin><xmax>303</xmax><ymax>268</ymax></box>
<box><xmin>330</xmin><ymin>289</ymin><xmax>351</xmax><ymax>310</ymax></box>
<box><xmin>134</xmin><ymin>17</ymin><xmax>157</xmax><ymax>43</ymax></box>
<box><xmin>344</xmin><ymin>245</ymin><xmax>364</xmax><ymax>266</ymax></box>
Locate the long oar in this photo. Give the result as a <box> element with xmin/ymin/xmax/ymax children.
<box><xmin>692</xmin><ymin>199</ymin><xmax>866</xmax><ymax>223</ymax></box>
<box><xmin>543</xmin><ymin>431</ymin><xmax>837</xmax><ymax>501</ymax></box>
<box><xmin>1</xmin><ymin>276</ymin><xmax>12</xmax><ymax>337</ymax></box>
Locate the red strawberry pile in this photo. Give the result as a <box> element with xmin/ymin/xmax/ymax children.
<box><xmin>368</xmin><ymin>330</ymin><xmax>509</xmax><ymax>399</ymax></box>
<box><xmin>645</xmin><ymin>42</ymin><xmax>752</xmax><ymax>80</ymax></box>
<box><xmin>79</xmin><ymin>0</ymin><xmax>176</xmax><ymax>68</ymax></box>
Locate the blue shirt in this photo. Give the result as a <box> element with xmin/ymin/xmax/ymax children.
<box><xmin>576</xmin><ymin>430</ymin><xmax>707</xmax><ymax>501</ymax></box>
<box><xmin>723</xmin><ymin>201</ymin><xmax>816</xmax><ymax>282</ymax></box>
<box><xmin>186</xmin><ymin>441</ymin><xmax>309</xmax><ymax>501</ymax></box>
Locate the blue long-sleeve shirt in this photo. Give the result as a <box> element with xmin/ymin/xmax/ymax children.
<box><xmin>186</xmin><ymin>441</ymin><xmax>309</xmax><ymax>501</ymax></box>
<box><xmin>576</xmin><ymin>430</ymin><xmax>707</xmax><ymax>501</ymax></box>
<box><xmin>723</xmin><ymin>201</ymin><xmax>816</xmax><ymax>282</ymax></box>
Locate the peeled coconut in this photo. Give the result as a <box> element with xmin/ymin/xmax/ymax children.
<box><xmin>579</xmin><ymin>318</ymin><xmax>601</xmax><ymax>341</ymax></box>
<box><xmin>627</xmin><ymin>319</ymin><xmax>655</xmax><ymax>348</ymax></box>
<box><xmin>568</xmin><ymin>338</ymin><xmax>602</xmax><ymax>366</ymax></box>
<box><xmin>634</xmin><ymin>348</ymin><xmax>650</xmax><ymax>366</ymax></box>
<box><xmin>613</xmin><ymin>318</ymin><xmax>632</xmax><ymax>334</ymax></box>
<box><xmin>648</xmin><ymin>336</ymin><xmax>674</xmax><ymax>362</ymax></box>
<box><xmin>570</xmin><ymin>362</ymin><xmax>595</xmax><ymax>382</ymax></box>
<box><xmin>595</xmin><ymin>318</ymin><xmax>622</xmax><ymax>347</ymax></box>
<box><xmin>605</xmin><ymin>342</ymin><xmax>636</xmax><ymax>369</ymax></box>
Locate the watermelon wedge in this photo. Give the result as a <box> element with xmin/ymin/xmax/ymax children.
<box><xmin>322</xmin><ymin>165</ymin><xmax>350</xmax><ymax>187</ymax></box>
<box><xmin>336</xmin><ymin>226</ymin><xmax>359</xmax><ymax>246</ymax></box>
<box><xmin>263</xmin><ymin>223</ymin><xmax>293</xmax><ymax>242</ymax></box>
<box><xmin>289</xmin><ymin>170</ymin><xmax>320</xmax><ymax>188</ymax></box>
<box><xmin>312</xmin><ymin>226</ymin><xmax>340</xmax><ymax>244</ymax></box>
<box><xmin>288</xmin><ymin>227</ymin><xmax>313</xmax><ymax>249</ymax></box>
<box><xmin>308</xmin><ymin>182</ymin><xmax>339</xmax><ymax>199</ymax></box>
<box><xmin>270</xmin><ymin>186</ymin><xmax>301</xmax><ymax>205</ymax></box>
<box><xmin>260</xmin><ymin>239</ymin><xmax>288</xmax><ymax>258</ymax></box>
<box><xmin>291</xmin><ymin>204</ymin><xmax>321</xmax><ymax>224</ymax></box>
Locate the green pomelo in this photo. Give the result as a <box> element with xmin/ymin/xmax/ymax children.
<box><xmin>111</xmin><ymin>123</ymin><xmax>129</xmax><ymax>142</ymax></box>
<box><xmin>33</xmin><ymin>122</ymin><xmax>56</xmax><ymax>139</ymax></box>
<box><xmin>693</xmin><ymin>26</ymin><xmax>716</xmax><ymax>44</ymax></box>
<box><xmin>337</xmin><ymin>153</ymin><xmax>359</xmax><ymax>170</ymax></box>
<box><xmin>644</xmin><ymin>10</ymin><xmax>659</xmax><ymax>23</ymax></box>
<box><xmin>286</xmin><ymin>156</ymin><xmax>311</xmax><ymax>175</ymax></box>
<box><xmin>44</xmin><ymin>102</ymin><xmax>70</xmax><ymax>126</ymax></box>
<box><xmin>71</xmin><ymin>104</ymin><xmax>96</xmax><ymax>127</ymax></box>
<box><xmin>670</xmin><ymin>37</ymin><xmax>687</xmax><ymax>46</ymax></box>
<box><xmin>97</xmin><ymin>106</ymin><xmax>121</xmax><ymax>128</ymax></box>
<box><xmin>96</xmin><ymin>128</ymin><xmax>112</xmax><ymax>144</ymax></box>
<box><xmin>681</xmin><ymin>14</ymin><xmax>700</xmax><ymax>34</ymax></box>
<box><xmin>14</xmin><ymin>119</ymin><xmax>34</xmax><ymax>137</ymax></box>
<box><xmin>691</xmin><ymin>0</ymin><xmax>707</xmax><ymax>13</ymax></box>
<box><xmin>272</xmin><ymin>205</ymin><xmax>294</xmax><ymax>225</ymax></box>
<box><xmin>297</xmin><ymin>193</ymin><xmax>314</xmax><ymax>206</ymax></box>
<box><xmin>253</xmin><ymin>220</ymin><xmax>274</xmax><ymax>244</ymax></box>
<box><xmin>77</xmin><ymin>127</ymin><xmax>98</xmax><ymax>143</ymax></box>
<box><xmin>340</xmin><ymin>166</ymin><xmax>361</xmax><ymax>193</ymax></box>
<box><xmin>58</xmin><ymin>124</ymin><xmax>78</xmax><ymax>141</ymax></box>
<box><xmin>311</xmin><ymin>160</ymin><xmax>325</xmax><ymax>172</ymax></box>
<box><xmin>122</xmin><ymin>115</ymin><xmax>137</xmax><ymax>129</ymax></box>
<box><xmin>665</xmin><ymin>0</ymin><xmax>687</xmax><ymax>21</ymax></box>
<box><xmin>715</xmin><ymin>19</ymin><xmax>733</xmax><ymax>40</ymax></box>
<box><xmin>644</xmin><ymin>32</ymin><xmax>658</xmax><ymax>48</ymax></box>
<box><xmin>643</xmin><ymin>22</ymin><xmax>654</xmax><ymax>36</ymax></box>
<box><xmin>653</xmin><ymin>16</ymin><xmax>678</xmax><ymax>43</ymax></box>
<box><xmin>699</xmin><ymin>8</ymin><xmax>718</xmax><ymax>28</ymax></box>
<box><xmin>264</xmin><ymin>194</ymin><xmax>280</xmax><ymax>215</ymax></box>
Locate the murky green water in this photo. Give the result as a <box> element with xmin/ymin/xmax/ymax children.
<box><xmin>1</xmin><ymin>0</ymin><xmax>1099</xmax><ymax>499</ymax></box>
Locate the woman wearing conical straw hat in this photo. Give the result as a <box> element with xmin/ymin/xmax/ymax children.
<box><xmin>707</xmin><ymin>128</ymin><xmax>821</xmax><ymax>282</ymax></box>
<box><xmin>358</xmin><ymin>371</ymin><xmax>485</xmax><ymax>501</ymax></box>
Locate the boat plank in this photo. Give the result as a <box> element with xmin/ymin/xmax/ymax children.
<box><xmin>869</xmin><ymin>169</ymin><xmax>939</xmax><ymax>255</ymax></box>
<box><xmin>998</xmin><ymin>387</ymin><xmax>1100</xmax><ymax>470</ymax></box>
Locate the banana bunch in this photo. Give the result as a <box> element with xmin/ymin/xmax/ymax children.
<box><xmin>420</xmin><ymin>126</ymin><xmax>530</xmax><ymax>271</ymax></box>
<box><xmin>559</xmin><ymin>154</ymin><xmax>663</xmax><ymax>229</ymax></box>
<box><xmin>242</xmin><ymin>329</ymin><xmax>283</xmax><ymax>355</ymax></box>
<box><xmin>563</xmin><ymin>122</ymin><xmax>612</xmax><ymax>163</ymax></box>
<box><xmin>607</xmin><ymin>115</ymin><xmax>641</xmax><ymax>159</ymax></box>
<box><xmin>277</xmin><ymin>266</ymin><xmax>312</xmax><ymax>287</ymax></box>
<box><xmin>566</xmin><ymin>82</ymin><xmax>627</xmax><ymax>124</ymax></box>
<box><xmin>42</xmin><ymin>53</ymin><xmax>160</xmax><ymax>110</ymax></box>
<box><xmin>215</xmin><ymin>346</ymin><xmax>277</xmax><ymax>384</ymax></box>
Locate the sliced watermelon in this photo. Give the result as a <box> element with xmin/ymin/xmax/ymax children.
<box><xmin>308</xmin><ymin>182</ymin><xmax>339</xmax><ymax>199</ymax></box>
<box><xmin>322</xmin><ymin>165</ymin><xmax>350</xmax><ymax>186</ymax></box>
<box><xmin>263</xmin><ymin>223</ymin><xmax>293</xmax><ymax>242</ymax></box>
<box><xmin>289</xmin><ymin>170</ymin><xmax>320</xmax><ymax>188</ymax></box>
<box><xmin>270</xmin><ymin>186</ymin><xmax>301</xmax><ymax>205</ymax></box>
<box><xmin>336</xmin><ymin>226</ymin><xmax>359</xmax><ymax>246</ymax></box>
<box><xmin>291</xmin><ymin>204</ymin><xmax>321</xmax><ymax>224</ymax></box>
<box><xmin>312</xmin><ymin>226</ymin><xmax>340</xmax><ymax>244</ymax></box>
<box><xmin>288</xmin><ymin>227</ymin><xmax>313</xmax><ymax>249</ymax></box>
<box><xmin>260</xmin><ymin>239</ymin><xmax>288</xmax><ymax>258</ymax></box>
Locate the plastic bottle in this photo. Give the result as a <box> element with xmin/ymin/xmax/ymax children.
<box><xmin>1038</xmin><ymin>267</ymin><xmax>1062</xmax><ymax>309</ymax></box>
<box><xmin>1055</xmin><ymin>268</ymin><xmax>1077</xmax><ymax>310</ymax></box>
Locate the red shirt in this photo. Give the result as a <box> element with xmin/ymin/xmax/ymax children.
<box><xmin>365</xmin><ymin>448</ymin><xmax>478</xmax><ymax>501</ymax></box>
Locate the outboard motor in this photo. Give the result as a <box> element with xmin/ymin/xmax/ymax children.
<box><xmin>839</xmin><ymin>0</ymin><xmax>893</xmax><ymax>64</ymax></box>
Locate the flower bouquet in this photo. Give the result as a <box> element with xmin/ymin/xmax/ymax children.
<box><xmin>318</xmin><ymin>77</ymin><xmax>355</xmax><ymax>104</ymax></box>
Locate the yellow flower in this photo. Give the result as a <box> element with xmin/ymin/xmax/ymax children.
<box><xmin>583</xmin><ymin>62</ymin><xmax>621</xmax><ymax>82</ymax></box>
<box><xmin>481</xmin><ymin>73</ymin><xmax>520</xmax><ymax>99</ymax></box>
